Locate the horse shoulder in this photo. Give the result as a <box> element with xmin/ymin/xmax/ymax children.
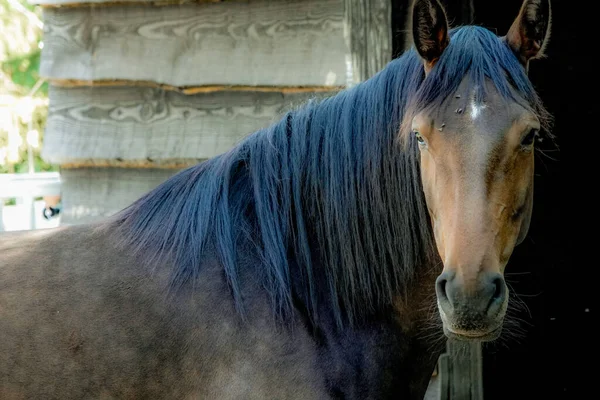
<box><xmin>0</xmin><ymin>225</ymin><xmax>190</xmax><ymax>397</ymax></box>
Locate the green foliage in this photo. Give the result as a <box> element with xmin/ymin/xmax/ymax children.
<box><xmin>2</xmin><ymin>49</ymin><xmax>48</xmax><ymax>96</ymax></box>
<box><xmin>0</xmin><ymin>0</ymin><xmax>43</xmax><ymax>64</ymax></box>
<box><xmin>0</xmin><ymin>0</ymin><xmax>55</xmax><ymax>173</ymax></box>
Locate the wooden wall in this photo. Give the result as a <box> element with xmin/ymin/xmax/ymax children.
<box><xmin>44</xmin><ymin>86</ymin><xmax>323</xmax><ymax>167</ymax></box>
<box><xmin>37</xmin><ymin>0</ymin><xmax>392</xmax><ymax>224</ymax></box>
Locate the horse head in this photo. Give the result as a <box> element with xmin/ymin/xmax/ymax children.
<box><xmin>408</xmin><ymin>0</ymin><xmax>551</xmax><ymax>341</ymax></box>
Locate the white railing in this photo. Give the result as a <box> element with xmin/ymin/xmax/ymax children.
<box><xmin>0</xmin><ymin>172</ymin><xmax>62</xmax><ymax>232</ymax></box>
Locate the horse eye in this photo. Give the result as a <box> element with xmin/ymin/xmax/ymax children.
<box><xmin>413</xmin><ymin>131</ymin><xmax>426</xmax><ymax>146</ymax></box>
<box><xmin>521</xmin><ymin>129</ymin><xmax>538</xmax><ymax>147</ymax></box>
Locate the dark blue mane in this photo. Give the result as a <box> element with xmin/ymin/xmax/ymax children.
<box><xmin>109</xmin><ymin>26</ymin><xmax>548</xmax><ymax>326</ymax></box>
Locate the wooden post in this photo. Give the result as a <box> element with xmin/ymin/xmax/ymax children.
<box><xmin>438</xmin><ymin>352</ymin><xmax>450</xmax><ymax>400</ymax></box>
<box><xmin>447</xmin><ymin>341</ymin><xmax>484</xmax><ymax>400</ymax></box>
<box><xmin>344</xmin><ymin>0</ymin><xmax>392</xmax><ymax>84</ymax></box>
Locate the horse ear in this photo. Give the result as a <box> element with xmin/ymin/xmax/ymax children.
<box><xmin>412</xmin><ymin>0</ymin><xmax>450</xmax><ymax>72</ymax></box>
<box><xmin>506</xmin><ymin>0</ymin><xmax>551</xmax><ymax>67</ymax></box>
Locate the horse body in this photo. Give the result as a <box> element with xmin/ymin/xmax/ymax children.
<box><xmin>0</xmin><ymin>1</ymin><xmax>552</xmax><ymax>398</ymax></box>
<box><xmin>0</xmin><ymin>226</ymin><xmax>324</xmax><ymax>399</ymax></box>
<box><xmin>0</xmin><ymin>226</ymin><xmax>441</xmax><ymax>399</ymax></box>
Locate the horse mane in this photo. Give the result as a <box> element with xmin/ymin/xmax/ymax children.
<box><xmin>107</xmin><ymin>26</ymin><xmax>549</xmax><ymax>326</ymax></box>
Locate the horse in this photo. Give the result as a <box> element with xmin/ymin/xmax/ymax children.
<box><xmin>0</xmin><ymin>0</ymin><xmax>552</xmax><ymax>398</ymax></box>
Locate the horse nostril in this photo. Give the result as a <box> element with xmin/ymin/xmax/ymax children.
<box><xmin>435</xmin><ymin>272</ymin><xmax>453</xmax><ymax>307</ymax></box>
<box><xmin>491</xmin><ymin>276</ymin><xmax>504</xmax><ymax>301</ymax></box>
<box><xmin>436</xmin><ymin>277</ymin><xmax>447</xmax><ymax>300</ymax></box>
<box><xmin>486</xmin><ymin>275</ymin><xmax>507</xmax><ymax>316</ymax></box>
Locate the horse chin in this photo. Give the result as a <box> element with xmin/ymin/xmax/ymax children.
<box><xmin>442</xmin><ymin>325</ymin><xmax>503</xmax><ymax>342</ymax></box>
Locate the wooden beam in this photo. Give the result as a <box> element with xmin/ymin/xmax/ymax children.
<box><xmin>42</xmin><ymin>85</ymin><xmax>333</xmax><ymax>166</ymax></box>
<box><xmin>32</xmin><ymin>0</ymin><xmax>225</xmax><ymax>7</ymax></box>
<box><xmin>48</xmin><ymin>79</ymin><xmax>343</xmax><ymax>95</ymax></box>
<box><xmin>344</xmin><ymin>0</ymin><xmax>392</xmax><ymax>84</ymax></box>
<box><xmin>40</xmin><ymin>1</ymin><xmax>350</xmax><ymax>87</ymax></box>
<box><xmin>58</xmin><ymin>167</ymin><xmax>178</xmax><ymax>224</ymax></box>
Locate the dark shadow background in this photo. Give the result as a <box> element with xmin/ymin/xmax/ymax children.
<box><xmin>392</xmin><ymin>1</ymin><xmax>593</xmax><ymax>399</ymax></box>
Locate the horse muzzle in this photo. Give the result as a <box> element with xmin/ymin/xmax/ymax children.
<box><xmin>435</xmin><ymin>270</ymin><xmax>508</xmax><ymax>342</ymax></box>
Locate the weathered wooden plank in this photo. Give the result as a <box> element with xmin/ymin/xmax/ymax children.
<box><xmin>48</xmin><ymin>79</ymin><xmax>343</xmax><ymax>94</ymax></box>
<box><xmin>344</xmin><ymin>0</ymin><xmax>392</xmax><ymax>84</ymax></box>
<box><xmin>40</xmin><ymin>1</ymin><xmax>350</xmax><ymax>87</ymax></box>
<box><xmin>58</xmin><ymin>167</ymin><xmax>178</xmax><ymax>224</ymax></box>
<box><xmin>42</xmin><ymin>85</ymin><xmax>334</xmax><ymax>166</ymax></box>
<box><xmin>32</xmin><ymin>0</ymin><xmax>222</xmax><ymax>6</ymax></box>
<box><xmin>446</xmin><ymin>341</ymin><xmax>483</xmax><ymax>400</ymax></box>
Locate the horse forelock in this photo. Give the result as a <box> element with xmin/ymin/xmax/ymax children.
<box><xmin>400</xmin><ymin>26</ymin><xmax>552</xmax><ymax>143</ymax></box>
